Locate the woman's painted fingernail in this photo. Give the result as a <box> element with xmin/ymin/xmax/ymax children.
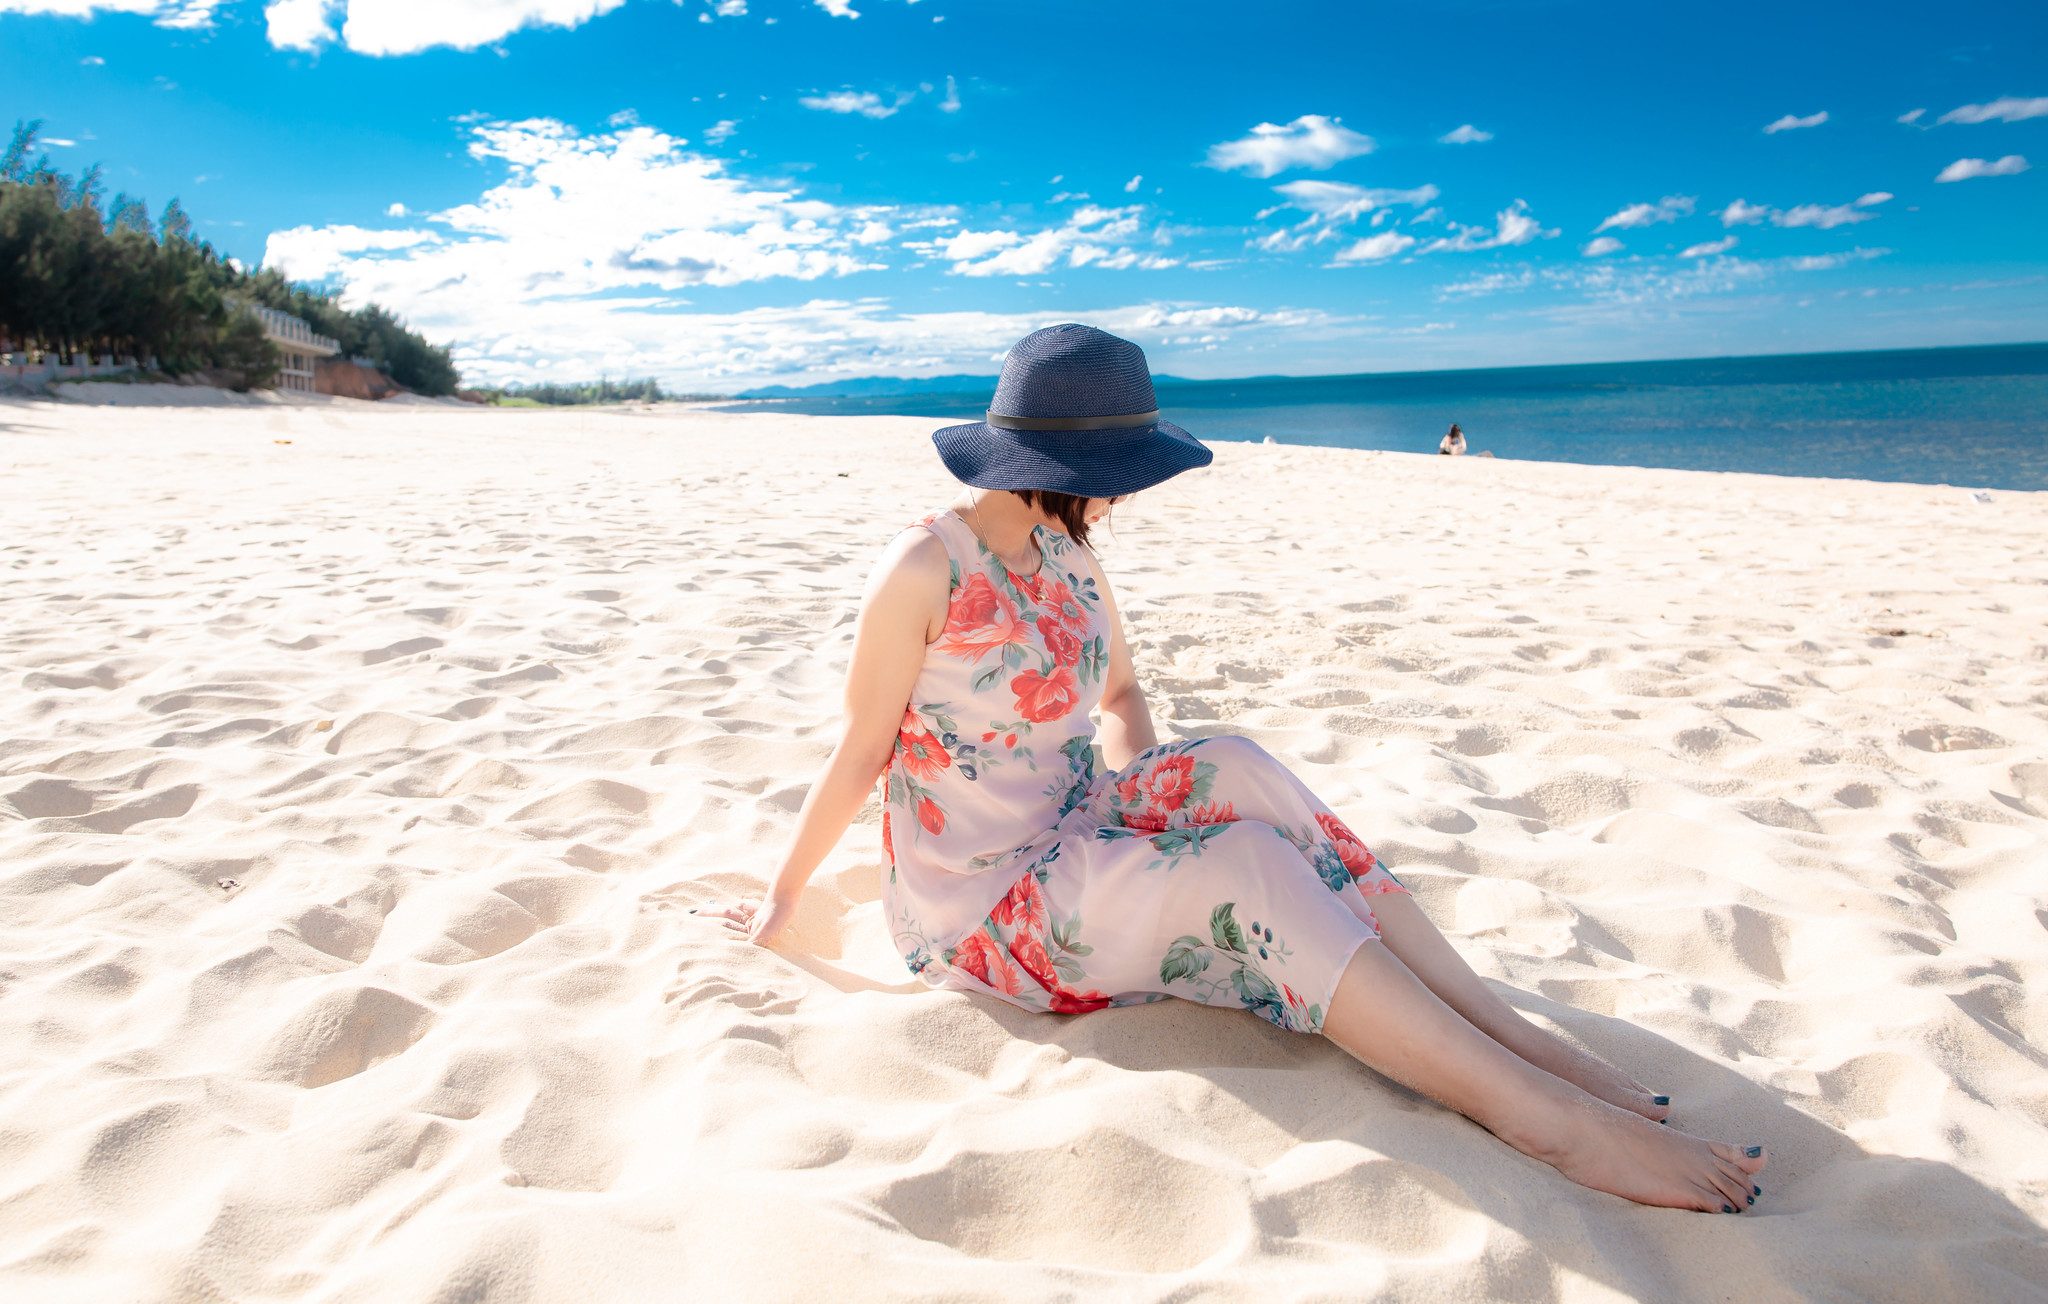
<box><xmin>1745</xmin><ymin>1145</ymin><xmax>1763</xmax><ymax>1158</ymax></box>
<box><xmin>1753</xmin><ymin>1185</ymin><xmax>1761</xmax><ymax>1195</ymax></box>
<box><xmin>1722</xmin><ymin>1204</ymin><xmax>1734</xmax><ymax>1213</ymax></box>
<box><xmin>1652</xmin><ymin>1095</ymin><xmax>1670</xmax><ymax>1106</ymax></box>
<box><xmin>1746</xmin><ymin>1195</ymin><xmax>1754</xmax><ymax>1205</ymax></box>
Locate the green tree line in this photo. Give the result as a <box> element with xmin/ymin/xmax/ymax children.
<box><xmin>0</xmin><ymin>119</ymin><xmax>457</xmax><ymax>395</ymax></box>
<box><xmin>469</xmin><ymin>377</ymin><xmax>700</xmax><ymax>406</ymax></box>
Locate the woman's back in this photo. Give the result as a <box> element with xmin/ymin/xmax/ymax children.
<box><xmin>882</xmin><ymin>509</ymin><xmax>1109</xmax><ymax>950</ymax></box>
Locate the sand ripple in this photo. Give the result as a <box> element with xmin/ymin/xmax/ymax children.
<box><xmin>1</xmin><ymin>399</ymin><xmax>2045</xmax><ymax>1300</ymax></box>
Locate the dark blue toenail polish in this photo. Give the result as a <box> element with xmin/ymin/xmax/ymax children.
<box><xmin>1745</xmin><ymin>1145</ymin><xmax>1763</xmax><ymax>1158</ymax></box>
<box><xmin>1722</xmin><ymin>1204</ymin><xmax>1734</xmax><ymax>1213</ymax></box>
<box><xmin>1652</xmin><ymin>1095</ymin><xmax>1669</xmax><ymax>1105</ymax></box>
<box><xmin>1746</xmin><ymin>1195</ymin><xmax>1753</xmax><ymax>1205</ymax></box>
<box><xmin>1753</xmin><ymin>1185</ymin><xmax>1761</xmax><ymax>1196</ymax></box>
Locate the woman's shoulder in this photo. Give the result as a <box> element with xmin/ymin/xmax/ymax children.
<box><xmin>871</xmin><ymin>515</ymin><xmax>958</xmax><ymax>594</ymax></box>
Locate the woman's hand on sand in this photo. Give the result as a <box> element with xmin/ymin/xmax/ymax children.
<box><xmin>693</xmin><ymin>896</ymin><xmax>797</xmax><ymax>946</ymax></box>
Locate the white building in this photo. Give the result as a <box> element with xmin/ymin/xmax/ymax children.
<box><xmin>249</xmin><ymin>305</ymin><xmax>340</xmax><ymax>392</ymax></box>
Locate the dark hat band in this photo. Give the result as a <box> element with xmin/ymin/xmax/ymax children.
<box><xmin>985</xmin><ymin>409</ymin><xmax>1160</xmax><ymax>431</ymax></box>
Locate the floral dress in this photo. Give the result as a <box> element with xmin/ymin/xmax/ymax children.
<box><xmin>883</xmin><ymin>510</ymin><xmax>1407</xmax><ymax>1035</ymax></box>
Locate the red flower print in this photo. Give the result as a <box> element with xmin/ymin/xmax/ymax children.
<box><xmin>1011</xmin><ymin>665</ymin><xmax>1080</xmax><ymax>723</ymax></box>
<box><xmin>1124</xmin><ymin>810</ymin><xmax>1170</xmax><ymax>832</ymax></box>
<box><xmin>916</xmin><ymin>796</ymin><xmax>946</xmax><ymax>835</ymax></box>
<box><xmin>936</xmin><ymin>572</ymin><xmax>1028</xmax><ymax>661</ymax></box>
<box><xmin>1139</xmin><ymin>753</ymin><xmax>1197</xmax><ymax>812</ymax></box>
<box><xmin>1316</xmin><ymin>812</ymin><xmax>1377</xmax><ymax>876</ymax></box>
<box><xmin>1005</xmin><ymin>875</ymin><xmax>1050</xmax><ymax>934</ymax></box>
<box><xmin>1050</xmin><ymin>989</ymin><xmax>1112</xmax><ymax>1014</ymax></box>
<box><xmin>953</xmin><ymin>929</ymin><xmax>1023</xmax><ymax>995</ymax></box>
<box><xmin>882</xmin><ymin>810</ymin><xmax>893</xmax><ymax>861</ymax></box>
<box><xmin>897</xmin><ymin>717</ymin><xmax>952</xmax><ymax>783</ymax></box>
<box><xmin>1037</xmin><ymin>616</ymin><xmax>1083</xmax><ymax>667</ymax></box>
<box><xmin>1186</xmin><ymin>800</ymin><xmax>1238</xmax><ymax>826</ymax></box>
<box><xmin>1038</xmin><ymin>579</ymin><xmax>1090</xmax><ymax>633</ymax></box>
<box><xmin>1009</xmin><ymin>932</ymin><xmax>1059</xmax><ymax>992</ymax></box>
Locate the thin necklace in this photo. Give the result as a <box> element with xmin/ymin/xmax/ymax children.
<box><xmin>964</xmin><ymin>489</ymin><xmax>1040</xmax><ymax>577</ymax></box>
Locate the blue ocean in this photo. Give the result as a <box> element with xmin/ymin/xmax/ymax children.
<box><xmin>717</xmin><ymin>342</ymin><xmax>2048</xmax><ymax>492</ymax></box>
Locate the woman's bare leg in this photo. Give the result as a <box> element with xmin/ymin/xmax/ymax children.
<box><xmin>1323</xmin><ymin>938</ymin><xmax>1767</xmax><ymax>1212</ymax></box>
<box><xmin>1363</xmin><ymin>892</ymin><xmax>1671</xmax><ymax>1122</ymax></box>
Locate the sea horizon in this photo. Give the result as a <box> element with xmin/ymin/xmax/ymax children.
<box><xmin>716</xmin><ymin>340</ymin><xmax>2048</xmax><ymax>492</ymax></box>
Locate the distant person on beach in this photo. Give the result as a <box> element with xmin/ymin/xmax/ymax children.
<box><xmin>1440</xmin><ymin>423</ymin><xmax>1467</xmax><ymax>456</ymax></box>
<box><xmin>700</xmin><ymin>324</ymin><xmax>1769</xmax><ymax>1215</ymax></box>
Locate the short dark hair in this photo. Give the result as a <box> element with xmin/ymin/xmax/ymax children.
<box><xmin>1014</xmin><ymin>488</ymin><xmax>1096</xmax><ymax>549</ymax></box>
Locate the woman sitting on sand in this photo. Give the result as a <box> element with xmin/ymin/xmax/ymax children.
<box><xmin>1440</xmin><ymin>423</ymin><xmax>1467</xmax><ymax>456</ymax></box>
<box><xmin>702</xmin><ymin>325</ymin><xmax>1767</xmax><ymax>1214</ymax></box>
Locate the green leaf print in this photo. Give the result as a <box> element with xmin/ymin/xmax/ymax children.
<box><xmin>1210</xmin><ymin>902</ymin><xmax>1247</xmax><ymax>954</ymax></box>
<box><xmin>1230</xmin><ymin>965</ymin><xmax>1287</xmax><ymax>1024</ymax></box>
<box><xmin>971</xmin><ymin>663</ymin><xmax>1003</xmax><ymax>693</ymax></box>
<box><xmin>1160</xmin><ymin>935</ymin><xmax>1211</xmax><ymax>984</ymax></box>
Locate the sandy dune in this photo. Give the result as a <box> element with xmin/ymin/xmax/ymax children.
<box><xmin>2</xmin><ymin>396</ymin><xmax>2044</xmax><ymax>1302</ymax></box>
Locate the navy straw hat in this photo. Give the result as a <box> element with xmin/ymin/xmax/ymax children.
<box><xmin>932</xmin><ymin>324</ymin><xmax>1213</xmax><ymax>498</ymax></box>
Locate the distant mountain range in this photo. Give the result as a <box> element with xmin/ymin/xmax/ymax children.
<box><xmin>733</xmin><ymin>373</ymin><xmax>1201</xmax><ymax>399</ymax></box>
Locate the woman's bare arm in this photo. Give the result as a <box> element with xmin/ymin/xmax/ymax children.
<box><xmin>1081</xmin><ymin>543</ymin><xmax>1158</xmax><ymax>772</ymax></box>
<box><xmin>712</xmin><ymin>528</ymin><xmax>949</xmax><ymax>945</ymax></box>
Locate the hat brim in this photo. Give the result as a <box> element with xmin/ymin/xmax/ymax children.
<box><xmin>930</xmin><ymin>419</ymin><xmax>1213</xmax><ymax>499</ymax></box>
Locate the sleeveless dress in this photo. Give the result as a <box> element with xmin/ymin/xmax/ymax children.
<box><xmin>882</xmin><ymin>510</ymin><xmax>1408</xmax><ymax>1035</ymax></box>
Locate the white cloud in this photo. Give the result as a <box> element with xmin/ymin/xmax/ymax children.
<box><xmin>813</xmin><ymin>0</ymin><xmax>857</xmax><ymax>14</ymax></box>
<box><xmin>80</xmin><ymin>54</ymin><xmax>105</xmax><ymax>64</ymax></box>
<box><xmin>1124</xmin><ymin>175</ymin><xmax>1143</xmax><ymax>193</ymax></box>
<box><xmin>1268</xmin><ymin>180</ymin><xmax>1440</xmax><ymax>223</ymax></box>
<box><xmin>1436</xmin><ymin>246</ymin><xmax>1889</xmax><ymax>307</ymax></box>
<box><xmin>1</xmin><ymin>0</ymin><xmax>223</xmax><ymax>27</ymax></box>
<box><xmin>1775</xmin><ymin>202</ymin><xmax>1876</xmax><ymax>229</ymax></box>
<box><xmin>1717</xmin><ymin>198</ymin><xmax>1772</xmax><ymax>226</ymax></box>
<box><xmin>1763</xmin><ymin>110</ymin><xmax>1828</xmax><ymax>134</ymax></box>
<box><xmin>1333</xmin><ymin>231</ymin><xmax>1417</xmax><ymax>263</ymax></box>
<box><xmin>1252</xmin><ymin>180</ymin><xmax>1438</xmax><ymax>252</ymax></box>
<box><xmin>385</xmin><ymin>201</ymin><xmax>407</xmax><ymax>217</ymax></box>
<box><xmin>249</xmin><ymin>118</ymin><xmax>1248</xmax><ymax>387</ymax></box>
<box><xmin>799</xmin><ymin>90</ymin><xmax>901</xmax><ymax>119</ymax></box>
<box><xmin>1204</xmin><ymin>115</ymin><xmax>1375</xmax><ymax>178</ymax></box>
<box><xmin>1582</xmin><ymin>236</ymin><xmax>1624</xmax><ymax>257</ymax></box>
<box><xmin>263</xmin><ymin>0</ymin><xmax>335</xmax><ymax>48</ymax></box>
<box><xmin>1935</xmin><ymin>155</ymin><xmax>2031</xmax><ymax>182</ymax></box>
<box><xmin>1417</xmin><ymin>199</ymin><xmax>1557</xmax><ymax>253</ymax></box>
<box><xmin>942</xmin><ymin>205</ymin><xmax>1175</xmax><ymax>277</ymax></box>
<box><xmin>711</xmin><ymin>0</ymin><xmax>746</xmax><ymax>13</ymax></box>
<box><xmin>1438</xmin><ymin>124</ymin><xmax>1492</xmax><ymax>144</ymax></box>
<box><xmin>1719</xmin><ymin>193</ymin><xmax>1886</xmax><ymax>229</ymax></box>
<box><xmin>1593</xmin><ymin>194</ymin><xmax>1695</xmax><ymax>232</ymax></box>
<box><xmin>1937</xmin><ymin>97</ymin><xmax>2048</xmax><ymax>125</ymax></box>
<box><xmin>938</xmin><ymin>76</ymin><xmax>960</xmax><ymax>113</ymax></box>
<box><xmin>1679</xmin><ymin>235</ymin><xmax>1738</xmax><ymax>257</ymax></box>
<box><xmin>704</xmin><ymin>119</ymin><xmax>739</xmax><ymax>144</ymax></box>
<box><xmin>1781</xmin><ymin>247</ymin><xmax>1889</xmax><ymax>271</ymax></box>
<box><xmin>1898</xmin><ymin>108</ymin><xmax>1926</xmax><ymax>124</ymax></box>
<box><xmin>266</xmin><ymin>119</ymin><xmax>892</xmax><ymax>320</ymax></box>
<box><xmin>350</xmin><ymin>0</ymin><xmax>628</xmax><ymax>55</ymax></box>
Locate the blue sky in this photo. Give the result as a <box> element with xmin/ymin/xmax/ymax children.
<box><xmin>4</xmin><ymin>0</ymin><xmax>2045</xmax><ymax>388</ymax></box>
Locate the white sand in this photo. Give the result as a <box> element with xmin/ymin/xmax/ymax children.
<box><xmin>2</xmin><ymin>397</ymin><xmax>2044</xmax><ymax>1302</ymax></box>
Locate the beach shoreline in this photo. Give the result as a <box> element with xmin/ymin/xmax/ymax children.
<box><xmin>2</xmin><ymin>399</ymin><xmax>2044</xmax><ymax>1301</ymax></box>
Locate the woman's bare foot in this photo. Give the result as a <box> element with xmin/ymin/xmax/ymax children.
<box><xmin>1510</xmin><ymin>1098</ymin><xmax>1768</xmax><ymax>1212</ymax></box>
